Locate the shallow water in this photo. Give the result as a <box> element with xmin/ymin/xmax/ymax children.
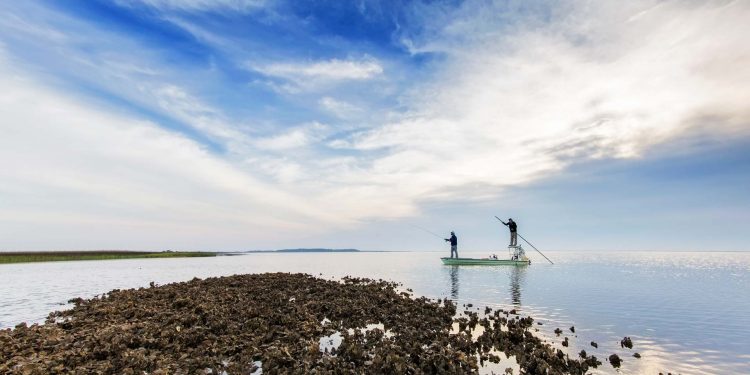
<box><xmin>1</xmin><ymin>251</ymin><xmax>748</xmax><ymax>374</ymax></box>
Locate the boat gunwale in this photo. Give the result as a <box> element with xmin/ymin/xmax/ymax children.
<box><xmin>440</xmin><ymin>257</ymin><xmax>530</xmax><ymax>266</ymax></box>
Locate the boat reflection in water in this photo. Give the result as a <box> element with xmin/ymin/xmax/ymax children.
<box><xmin>449</xmin><ymin>265</ymin><xmax>459</xmax><ymax>300</ymax></box>
<box><xmin>446</xmin><ymin>263</ymin><xmax>527</xmax><ymax>307</ymax></box>
<box><xmin>510</xmin><ymin>265</ymin><xmax>526</xmax><ymax>306</ymax></box>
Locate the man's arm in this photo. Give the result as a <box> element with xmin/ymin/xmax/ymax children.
<box><xmin>501</xmin><ymin>221</ymin><xmax>508</xmax><ymax>226</ymax></box>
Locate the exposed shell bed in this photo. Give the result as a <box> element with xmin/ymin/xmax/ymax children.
<box><xmin>1</xmin><ymin>273</ymin><xmax>603</xmax><ymax>374</ymax></box>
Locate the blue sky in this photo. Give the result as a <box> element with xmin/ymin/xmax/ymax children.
<box><xmin>0</xmin><ymin>0</ymin><xmax>748</xmax><ymax>251</ymax></box>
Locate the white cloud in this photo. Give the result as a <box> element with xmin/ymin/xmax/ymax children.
<box><xmin>316</xmin><ymin>0</ymin><xmax>750</xmax><ymax>218</ymax></box>
<box><xmin>0</xmin><ymin>1</ymin><xmax>253</xmax><ymax>155</ymax></box>
<box><xmin>0</xmin><ymin>59</ymin><xmax>341</xmax><ymax>250</ymax></box>
<box><xmin>319</xmin><ymin>97</ymin><xmax>361</xmax><ymax>119</ymax></box>
<box><xmin>253</xmin><ymin>122</ymin><xmax>329</xmax><ymax>151</ymax></box>
<box><xmin>150</xmin><ymin>84</ymin><xmax>249</xmax><ymax>144</ymax></box>
<box><xmin>0</xmin><ymin>12</ymin><xmax>67</xmax><ymax>42</ymax></box>
<box><xmin>116</xmin><ymin>0</ymin><xmax>267</xmax><ymax>12</ymax></box>
<box><xmin>250</xmin><ymin>57</ymin><xmax>383</xmax><ymax>92</ymax></box>
<box><xmin>257</xmin><ymin>58</ymin><xmax>382</xmax><ymax>80</ymax></box>
<box><xmin>1</xmin><ymin>0</ymin><xmax>749</xmax><ymax>250</ymax></box>
<box><xmin>244</xmin><ymin>156</ymin><xmax>305</xmax><ymax>185</ymax></box>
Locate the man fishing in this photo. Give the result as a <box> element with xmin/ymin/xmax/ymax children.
<box><xmin>444</xmin><ymin>231</ymin><xmax>458</xmax><ymax>258</ymax></box>
<box><xmin>500</xmin><ymin>218</ymin><xmax>518</xmax><ymax>246</ymax></box>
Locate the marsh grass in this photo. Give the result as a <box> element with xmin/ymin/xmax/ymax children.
<box><xmin>0</xmin><ymin>251</ymin><xmax>216</xmax><ymax>264</ymax></box>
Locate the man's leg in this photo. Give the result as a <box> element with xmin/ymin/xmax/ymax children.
<box><xmin>511</xmin><ymin>232</ymin><xmax>517</xmax><ymax>246</ymax></box>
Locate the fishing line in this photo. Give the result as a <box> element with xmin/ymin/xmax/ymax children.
<box><xmin>409</xmin><ymin>224</ymin><xmax>446</xmax><ymax>240</ymax></box>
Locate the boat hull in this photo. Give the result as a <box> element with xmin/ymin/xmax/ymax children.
<box><xmin>440</xmin><ymin>257</ymin><xmax>530</xmax><ymax>266</ymax></box>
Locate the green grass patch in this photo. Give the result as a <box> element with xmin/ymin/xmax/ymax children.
<box><xmin>0</xmin><ymin>251</ymin><xmax>217</xmax><ymax>264</ymax></box>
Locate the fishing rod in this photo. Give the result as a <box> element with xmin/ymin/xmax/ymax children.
<box><xmin>494</xmin><ymin>216</ymin><xmax>554</xmax><ymax>264</ymax></box>
<box><xmin>409</xmin><ymin>224</ymin><xmax>447</xmax><ymax>240</ymax></box>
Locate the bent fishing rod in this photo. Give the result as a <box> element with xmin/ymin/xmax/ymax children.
<box><xmin>409</xmin><ymin>224</ymin><xmax>448</xmax><ymax>240</ymax></box>
<box><xmin>494</xmin><ymin>216</ymin><xmax>554</xmax><ymax>264</ymax></box>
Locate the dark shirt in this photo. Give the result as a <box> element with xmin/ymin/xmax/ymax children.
<box><xmin>504</xmin><ymin>221</ymin><xmax>518</xmax><ymax>232</ymax></box>
<box><xmin>447</xmin><ymin>234</ymin><xmax>457</xmax><ymax>246</ymax></box>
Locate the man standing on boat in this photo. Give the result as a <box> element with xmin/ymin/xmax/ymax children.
<box><xmin>445</xmin><ymin>231</ymin><xmax>458</xmax><ymax>258</ymax></box>
<box><xmin>500</xmin><ymin>218</ymin><xmax>518</xmax><ymax>246</ymax></box>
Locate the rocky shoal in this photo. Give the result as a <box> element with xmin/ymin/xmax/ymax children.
<box><xmin>2</xmin><ymin>273</ymin><xmax>608</xmax><ymax>374</ymax></box>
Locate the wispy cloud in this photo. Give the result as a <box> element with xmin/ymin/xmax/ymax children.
<box><xmin>251</xmin><ymin>57</ymin><xmax>383</xmax><ymax>92</ymax></box>
<box><xmin>116</xmin><ymin>0</ymin><xmax>267</xmax><ymax>12</ymax></box>
<box><xmin>0</xmin><ymin>12</ymin><xmax>67</xmax><ymax>42</ymax></box>
<box><xmin>0</xmin><ymin>57</ymin><xmax>342</xmax><ymax>250</ymax></box>
<box><xmin>0</xmin><ymin>1</ymin><xmax>258</xmax><ymax>155</ymax></box>
<box><xmin>253</xmin><ymin>122</ymin><xmax>329</xmax><ymax>151</ymax></box>
<box><xmin>322</xmin><ymin>0</ymin><xmax>750</xmax><ymax>214</ymax></box>
<box><xmin>151</xmin><ymin>84</ymin><xmax>250</xmax><ymax>145</ymax></box>
<box><xmin>1</xmin><ymin>0</ymin><xmax>748</xmax><ymax>250</ymax></box>
<box><xmin>319</xmin><ymin>97</ymin><xmax>361</xmax><ymax>119</ymax></box>
<box><xmin>260</xmin><ymin>58</ymin><xmax>382</xmax><ymax>80</ymax></box>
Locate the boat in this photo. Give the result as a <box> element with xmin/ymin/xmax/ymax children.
<box><xmin>440</xmin><ymin>257</ymin><xmax>530</xmax><ymax>266</ymax></box>
<box><xmin>441</xmin><ymin>245</ymin><xmax>530</xmax><ymax>266</ymax></box>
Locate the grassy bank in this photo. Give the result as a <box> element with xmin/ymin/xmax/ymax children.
<box><xmin>0</xmin><ymin>251</ymin><xmax>217</xmax><ymax>264</ymax></box>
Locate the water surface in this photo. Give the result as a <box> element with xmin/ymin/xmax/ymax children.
<box><xmin>1</xmin><ymin>251</ymin><xmax>748</xmax><ymax>374</ymax></box>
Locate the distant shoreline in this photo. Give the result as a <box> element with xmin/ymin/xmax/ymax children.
<box><xmin>0</xmin><ymin>251</ymin><xmax>216</xmax><ymax>265</ymax></box>
<box><xmin>245</xmin><ymin>248</ymin><xmax>362</xmax><ymax>253</ymax></box>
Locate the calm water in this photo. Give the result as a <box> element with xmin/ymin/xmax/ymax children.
<box><xmin>1</xmin><ymin>251</ymin><xmax>749</xmax><ymax>374</ymax></box>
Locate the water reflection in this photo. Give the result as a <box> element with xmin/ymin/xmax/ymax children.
<box><xmin>2</xmin><ymin>251</ymin><xmax>748</xmax><ymax>373</ymax></box>
<box><xmin>449</xmin><ymin>266</ymin><xmax>459</xmax><ymax>300</ymax></box>
<box><xmin>510</xmin><ymin>266</ymin><xmax>526</xmax><ymax>306</ymax></box>
<box><xmin>446</xmin><ymin>264</ymin><xmax>526</xmax><ymax>307</ymax></box>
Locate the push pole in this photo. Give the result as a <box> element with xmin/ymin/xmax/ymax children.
<box><xmin>494</xmin><ymin>216</ymin><xmax>554</xmax><ymax>264</ymax></box>
<box><xmin>516</xmin><ymin>233</ymin><xmax>554</xmax><ymax>265</ymax></box>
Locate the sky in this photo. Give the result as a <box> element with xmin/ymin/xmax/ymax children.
<box><xmin>0</xmin><ymin>0</ymin><xmax>748</xmax><ymax>252</ymax></box>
